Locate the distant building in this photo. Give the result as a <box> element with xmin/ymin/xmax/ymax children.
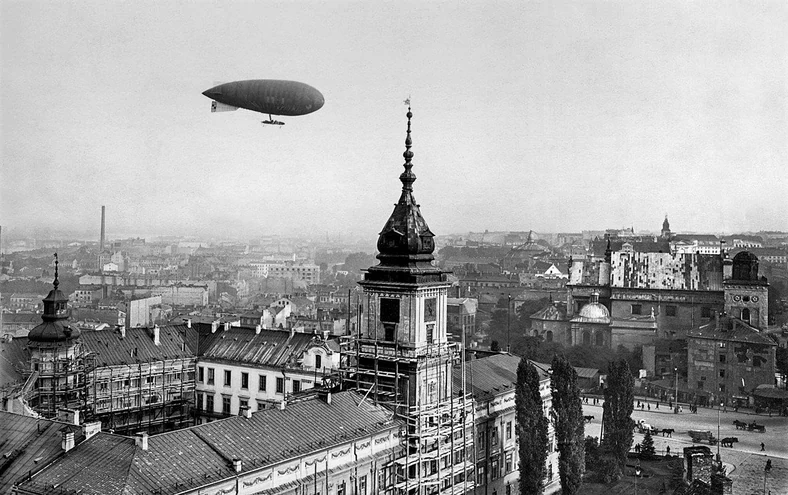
<box><xmin>687</xmin><ymin>315</ymin><xmax>776</xmax><ymax>407</ymax></box>
<box><xmin>447</xmin><ymin>297</ymin><xmax>478</xmax><ymax>343</ymax></box>
<box><xmin>529</xmin><ymin>300</ymin><xmax>569</xmax><ymax>343</ymax></box>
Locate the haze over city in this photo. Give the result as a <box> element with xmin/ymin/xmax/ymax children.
<box><xmin>1</xmin><ymin>1</ymin><xmax>786</xmax><ymax>240</ymax></box>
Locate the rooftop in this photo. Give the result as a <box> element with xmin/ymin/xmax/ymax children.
<box><xmin>13</xmin><ymin>391</ymin><xmax>398</xmax><ymax>495</ymax></box>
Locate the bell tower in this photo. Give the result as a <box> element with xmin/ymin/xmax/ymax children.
<box><xmin>353</xmin><ymin>106</ymin><xmax>474</xmax><ymax>494</ymax></box>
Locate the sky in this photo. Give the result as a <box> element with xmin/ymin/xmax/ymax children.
<box><xmin>1</xmin><ymin>1</ymin><xmax>786</xmax><ymax>243</ymax></box>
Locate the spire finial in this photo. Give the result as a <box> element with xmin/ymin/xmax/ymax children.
<box><xmin>53</xmin><ymin>252</ymin><xmax>59</xmax><ymax>289</ymax></box>
<box><xmin>400</xmin><ymin>98</ymin><xmax>415</xmax><ymax>191</ymax></box>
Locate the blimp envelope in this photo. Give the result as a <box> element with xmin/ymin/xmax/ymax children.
<box><xmin>203</xmin><ymin>80</ymin><xmax>324</xmax><ymax>117</ymax></box>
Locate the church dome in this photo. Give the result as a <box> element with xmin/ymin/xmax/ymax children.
<box><xmin>575</xmin><ymin>291</ymin><xmax>610</xmax><ymax>323</ymax></box>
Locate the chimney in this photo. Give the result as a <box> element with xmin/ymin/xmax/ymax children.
<box><xmin>255</xmin><ymin>324</ymin><xmax>262</xmax><ymax>335</ymax></box>
<box><xmin>152</xmin><ymin>324</ymin><xmax>160</xmax><ymax>346</ymax></box>
<box><xmin>82</xmin><ymin>421</ymin><xmax>101</xmax><ymax>440</ymax></box>
<box><xmin>232</xmin><ymin>458</ymin><xmax>242</xmax><ymax>473</ymax></box>
<box><xmin>186</xmin><ymin>318</ymin><xmax>192</xmax><ymax>329</ymax></box>
<box><xmin>279</xmin><ymin>399</ymin><xmax>287</xmax><ymax>411</ymax></box>
<box><xmin>135</xmin><ymin>432</ymin><xmax>148</xmax><ymax>451</ymax></box>
<box><xmin>100</xmin><ymin>206</ymin><xmax>106</xmax><ymax>252</ymax></box>
<box><xmin>119</xmin><ymin>325</ymin><xmax>126</xmax><ymax>339</ymax></box>
<box><xmin>223</xmin><ymin>322</ymin><xmax>230</xmax><ymax>332</ymax></box>
<box><xmin>243</xmin><ymin>407</ymin><xmax>253</xmax><ymax>419</ymax></box>
<box><xmin>211</xmin><ymin>321</ymin><xmax>219</xmax><ymax>333</ymax></box>
<box><xmin>57</xmin><ymin>408</ymin><xmax>80</xmax><ymax>425</ymax></box>
<box><xmin>320</xmin><ymin>391</ymin><xmax>332</xmax><ymax>405</ymax></box>
<box><xmin>61</xmin><ymin>427</ymin><xmax>76</xmax><ymax>452</ymax></box>
<box><xmin>322</xmin><ymin>330</ymin><xmax>330</xmax><ymax>341</ymax></box>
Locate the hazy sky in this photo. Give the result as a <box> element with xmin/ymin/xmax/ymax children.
<box><xmin>1</xmin><ymin>1</ymin><xmax>786</xmax><ymax>242</ymax></box>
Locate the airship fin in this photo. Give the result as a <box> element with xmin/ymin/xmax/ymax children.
<box><xmin>210</xmin><ymin>101</ymin><xmax>239</xmax><ymax>113</ymax></box>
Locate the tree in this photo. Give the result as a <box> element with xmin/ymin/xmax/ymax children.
<box><xmin>640</xmin><ymin>430</ymin><xmax>656</xmax><ymax>458</ymax></box>
<box><xmin>602</xmin><ymin>360</ymin><xmax>635</xmax><ymax>471</ymax></box>
<box><xmin>517</xmin><ymin>359</ymin><xmax>549</xmax><ymax>494</ymax></box>
<box><xmin>551</xmin><ymin>354</ymin><xmax>585</xmax><ymax>495</ymax></box>
<box><xmin>490</xmin><ymin>340</ymin><xmax>501</xmax><ymax>352</ymax></box>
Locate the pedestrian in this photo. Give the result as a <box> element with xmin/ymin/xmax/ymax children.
<box><xmin>648</xmin><ymin>404</ymin><xmax>651</xmax><ymax>411</ymax></box>
<box><xmin>656</xmin><ymin>402</ymin><xmax>659</xmax><ymax>410</ymax></box>
<box><xmin>666</xmin><ymin>445</ymin><xmax>670</xmax><ymax>457</ymax></box>
<box><xmin>679</xmin><ymin>405</ymin><xmax>683</xmax><ymax>413</ymax></box>
<box><xmin>761</xmin><ymin>442</ymin><xmax>765</xmax><ymax>452</ymax></box>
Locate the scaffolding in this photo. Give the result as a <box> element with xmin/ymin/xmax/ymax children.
<box><xmin>25</xmin><ymin>342</ymin><xmax>91</xmax><ymax>418</ymax></box>
<box><xmin>88</xmin><ymin>357</ymin><xmax>195</xmax><ymax>434</ymax></box>
<box><xmin>349</xmin><ymin>335</ymin><xmax>476</xmax><ymax>495</ymax></box>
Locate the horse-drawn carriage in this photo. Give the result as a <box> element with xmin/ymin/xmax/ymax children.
<box><xmin>688</xmin><ymin>430</ymin><xmax>717</xmax><ymax>445</ymax></box>
<box><xmin>732</xmin><ymin>420</ymin><xmax>766</xmax><ymax>432</ymax></box>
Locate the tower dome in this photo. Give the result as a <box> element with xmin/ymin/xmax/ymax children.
<box><xmin>373</xmin><ymin>106</ymin><xmax>440</xmax><ymax>271</ymax></box>
<box><xmin>28</xmin><ymin>254</ymin><xmax>81</xmax><ymax>344</ymax></box>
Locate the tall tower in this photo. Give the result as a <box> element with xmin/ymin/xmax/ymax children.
<box><xmin>354</xmin><ymin>107</ymin><xmax>473</xmax><ymax>494</ymax></box>
<box><xmin>27</xmin><ymin>254</ymin><xmax>87</xmax><ymax>417</ymax></box>
<box><xmin>661</xmin><ymin>214</ymin><xmax>671</xmax><ymax>239</ymax></box>
<box><xmin>100</xmin><ymin>205</ymin><xmax>106</xmax><ymax>252</ymax></box>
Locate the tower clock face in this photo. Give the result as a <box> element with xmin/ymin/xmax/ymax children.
<box><xmin>425</xmin><ymin>298</ymin><xmax>437</xmax><ymax>322</ymax></box>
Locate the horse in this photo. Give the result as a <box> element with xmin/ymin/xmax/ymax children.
<box><xmin>584</xmin><ymin>415</ymin><xmax>594</xmax><ymax>423</ymax></box>
<box><xmin>661</xmin><ymin>428</ymin><xmax>674</xmax><ymax>437</ymax></box>
<box><xmin>720</xmin><ymin>437</ymin><xmax>738</xmax><ymax>448</ymax></box>
<box><xmin>733</xmin><ymin>420</ymin><xmax>747</xmax><ymax>430</ymax></box>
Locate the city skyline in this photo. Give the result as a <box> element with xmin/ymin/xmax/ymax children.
<box><xmin>2</xmin><ymin>1</ymin><xmax>786</xmax><ymax>240</ymax></box>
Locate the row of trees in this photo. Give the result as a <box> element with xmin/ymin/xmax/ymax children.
<box><xmin>516</xmin><ymin>356</ymin><xmax>635</xmax><ymax>494</ymax></box>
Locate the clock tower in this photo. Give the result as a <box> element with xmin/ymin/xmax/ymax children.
<box><xmin>354</xmin><ymin>106</ymin><xmax>474</xmax><ymax>493</ymax></box>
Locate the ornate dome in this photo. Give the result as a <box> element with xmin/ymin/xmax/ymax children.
<box><xmin>575</xmin><ymin>292</ymin><xmax>610</xmax><ymax>323</ymax></box>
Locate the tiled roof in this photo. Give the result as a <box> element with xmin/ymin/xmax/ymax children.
<box><xmin>0</xmin><ymin>339</ymin><xmax>29</xmax><ymax>388</ymax></box>
<box><xmin>199</xmin><ymin>327</ymin><xmax>334</xmax><ymax>367</ymax></box>
<box><xmin>80</xmin><ymin>325</ymin><xmax>193</xmax><ymax>367</ymax></box>
<box><xmin>689</xmin><ymin>316</ymin><xmax>776</xmax><ymax>346</ymax></box>
<box><xmin>0</xmin><ymin>412</ymin><xmax>86</xmax><ymax>494</ymax></box>
<box><xmin>453</xmin><ymin>353</ymin><xmax>550</xmax><ymax>399</ymax></box>
<box><xmin>14</xmin><ymin>391</ymin><xmax>398</xmax><ymax>495</ymax></box>
<box><xmin>530</xmin><ymin>303</ymin><xmax>567</xmax><ymax>321</ymax></box>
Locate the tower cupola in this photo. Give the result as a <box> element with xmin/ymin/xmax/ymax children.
<box><xmin>28</xmin><ymin>254</ymin><xmax>80</xmax><ymax>343</ymax></box>
<box><xmin>365</xmin><ymin>106</ymin><xmax>445</xmax><ymax>285</ymax></box>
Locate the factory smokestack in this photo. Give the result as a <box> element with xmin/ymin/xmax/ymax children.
<box><xmin>100</xmin><ymin>206</ymin><xmax>106</xmax><ymax>252</ymax></box>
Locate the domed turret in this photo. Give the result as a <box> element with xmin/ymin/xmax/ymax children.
<box><xmin>28</xmin><ymin>254</ymin><xmax>81</xmax><ymax>344</ymax></box>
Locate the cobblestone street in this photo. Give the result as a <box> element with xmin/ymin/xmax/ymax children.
<box><xmin>582</xmin><ymin>400</ymin><xmax>788</xmax><ymax>494</ymax></box>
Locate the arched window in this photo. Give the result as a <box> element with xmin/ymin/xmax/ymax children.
<box><xmin>582</xmin><ymin>330</ymin><xmax>591</xmax><ymax>346</ymax></box>
<box><xmin>741</xmin><ymin>308</ymin><xmax>750</xmax><ymax>323</ymax></box>
<box><xmin>595</xmin><ymin>331</ymin><xmax>604</xmax><ymax>346</ymax></box>
<box><xmin>546</xmin><ymin>331</ymin><xmax>553</xmax><ymax>342</ymax></box>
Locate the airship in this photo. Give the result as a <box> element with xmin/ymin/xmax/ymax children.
<box><xmin>202</xmin><ymin>79</ymin><xmax>324</xmax><ymax>125</ymax></box>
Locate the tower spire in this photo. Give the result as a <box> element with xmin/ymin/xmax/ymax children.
<box><xmin>53</xmin><ymin>252</ymin><xmax>59</xmax><ymax>290</ymax></box>
<box><xmin>400</xmin><ymin>102</ymin><xmax>415</xmax><ymax>192</ymax></box>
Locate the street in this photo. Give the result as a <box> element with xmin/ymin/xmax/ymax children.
<box><xmin>582</xmin><ymin>399</ymin><xmax>788</xmax><ymax>494</ymax></box>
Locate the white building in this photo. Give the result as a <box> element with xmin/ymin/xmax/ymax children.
<box><xmin>194</xmin><ymin>326</ymin><xmax>341</xmax><ymax>422</ymax></box>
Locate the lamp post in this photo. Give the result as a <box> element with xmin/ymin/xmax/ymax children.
<box><xmin>674</xmin><ymin>367</ymin><xmax>679</xmax><ymax>414</ymax></box>
<box><xmin>717</xmin><ymin>401</ymin><xmax>723</xmax><ymax>461</ymax></box>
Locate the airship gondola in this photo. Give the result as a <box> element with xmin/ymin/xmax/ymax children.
<box><xmin>202</xmin><ymin>79</ymin><xmax>324</xmax><ymax>125</ymax></box>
